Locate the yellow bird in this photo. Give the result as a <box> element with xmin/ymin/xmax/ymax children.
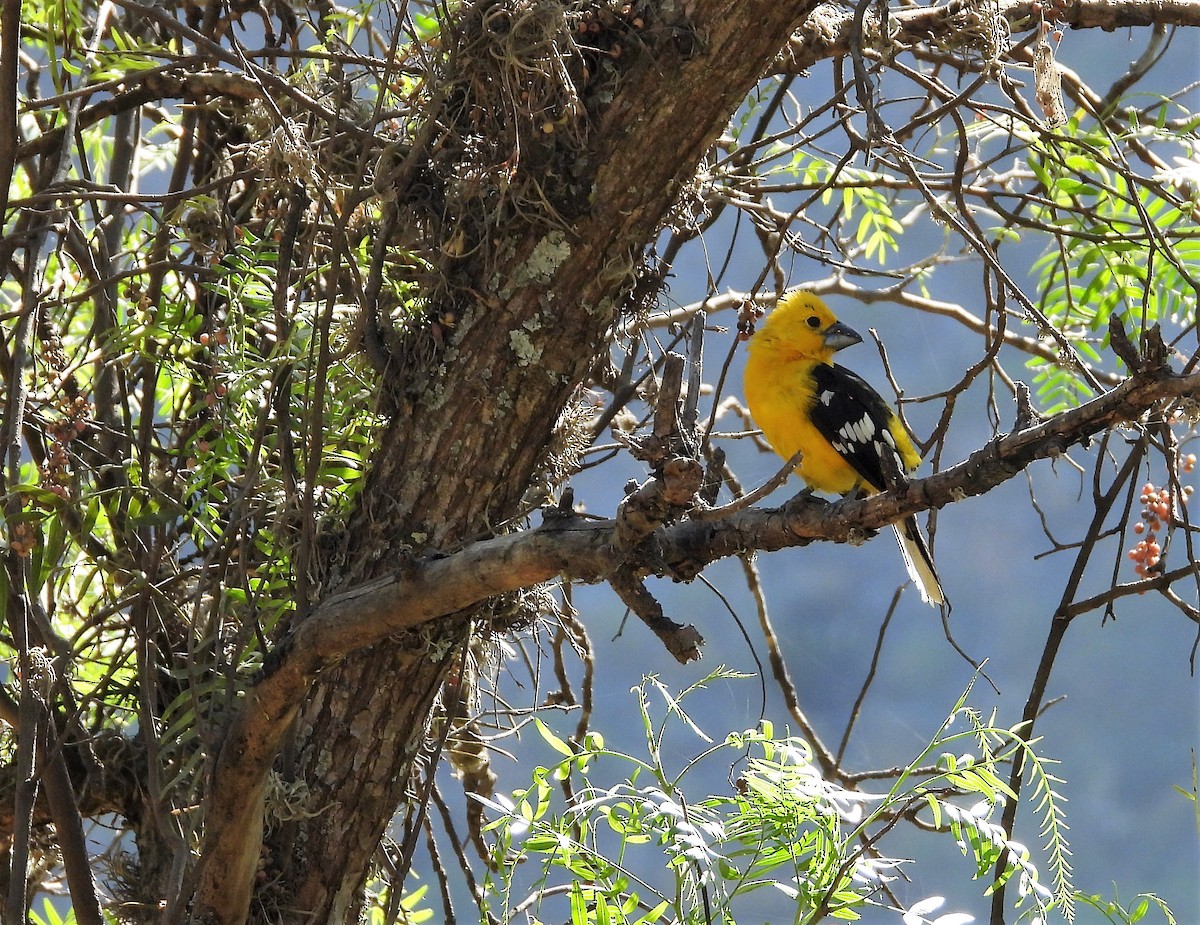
<box><xmin>743</xmin><ymin>290</ymin><xmax>945</xmax><ymax>606</ymax></box>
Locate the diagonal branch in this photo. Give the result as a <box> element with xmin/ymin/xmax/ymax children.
<box><xmin>193</xmin><ymin>363</ymin><xmax>1199</xmax><ymax>921</ymax></box>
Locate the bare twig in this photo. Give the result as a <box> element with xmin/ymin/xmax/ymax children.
<box><xmin>691</xmin><ymin>451</ymin><xmax>802</xmax><ymax>520</ymax></box>
<box><xmin>609</xmin><ymin>568</ymin><xmax>704</xmax><ymax>665</ymax></box>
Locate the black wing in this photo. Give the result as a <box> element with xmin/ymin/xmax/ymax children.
<box><xmin>809</xmin><ymin>362</ymin><xmax>906</xmax><ymax>492</ymax></box>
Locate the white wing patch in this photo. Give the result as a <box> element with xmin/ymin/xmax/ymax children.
<box><xmin>811</xmin><ymin>361</ymin><xmax>914</xmax><ymax>491</ymax></box>
<box><xmin>837</xmin><ymin>414</ymin><xmax>877</xmax><ymax>447</ymax></box>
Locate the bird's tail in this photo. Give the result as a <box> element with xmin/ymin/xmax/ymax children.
<box><xmin>892</xmin><ymin>517</ymin><xmax>946</xmax><ymax>607</ymax></box>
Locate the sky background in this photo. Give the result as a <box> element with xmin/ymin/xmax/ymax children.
<box><xmin>476</xmin><ymin>21</ymin><xmax>1200</xmax><ymax>924</ymax></box>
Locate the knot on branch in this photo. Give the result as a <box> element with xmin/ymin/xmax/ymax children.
<box><xmin>612</xmin><ymin>350</ymin><xmax>714</xmax><ymax>550</ymax></box>
<box><xmin>614</xmin><ymin>457</ymin><xmax>704</xmax><ymax>549</ymax></box>
<box><xmin>1109</xmin><ymin>315</ymin><xmax>1170</xmax><ymax>373</ymax></box>
<box><xmin>1012</xmin><ymin>381</ymin><xmax>1044</xmax><ymax>432</ymax></box>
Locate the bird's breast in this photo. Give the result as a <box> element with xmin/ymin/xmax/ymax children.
<box><xmin>744</xmin><ymin>355</ymin><xmax>864</xmax><ymax>495</ymax></box>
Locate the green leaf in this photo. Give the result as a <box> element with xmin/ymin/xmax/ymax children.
<box><xmin>569</xmin><ymin>883</ymin><xmax>589</xmax><ymax>925</ymax></box>
<box><xmin>925</xmin><ymin>793</ymin><xmax>943</xmax><ymax>829</ymax></box>
<box><xmin>632</xmin><ymin>900</ymin><xmax>670</xmax><ymax>925</ymax></box>
<box><xmin>535</xmin><ymin>717</ymin><xmax>574</xmax><ymax>757</ymax></box>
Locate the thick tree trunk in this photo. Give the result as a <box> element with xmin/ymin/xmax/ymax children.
<box><xmin>193</xmin><ymin>1</ymin><xmax>822</xmax><ymax>921</ymax></box>
<box><xmin>279</xmin><ymin>639</ymin><xmax>465</xmax><ymax>921</ymax></box>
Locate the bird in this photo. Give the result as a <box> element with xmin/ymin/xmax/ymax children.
<box><xmin>742</xmin><ymin>289</ymin><xmax>946</xmax><ymax>606</ymax></box>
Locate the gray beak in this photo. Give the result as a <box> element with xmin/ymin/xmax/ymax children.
<box><xmin>824</xmin><ymin>321</ymin><xmax>862</xmax><ymax>352</ymax></box>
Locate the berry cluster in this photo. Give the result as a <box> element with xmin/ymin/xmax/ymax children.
<box><xmin>10</xmin><ymin>392</ymin><xmax>92</xmax><ymax>556</ymax></box>
<box><xmin>32</xmin><ymin>312</ymin><xmax>88</xmax><ymax>501</ymax></box>
<box><xmin>1128</xmin><ymin>456</ymin><xmax>1195</xmax><ymax>579</ymax></box>
<box><xmin>185</xmin><ymin>325</ymin><xmax>232</xmax><ymax>468</ymax></box>
<box><xmin>8</xmin><ymin>520</ymin><xmax>37</xmax><ymax>558</ymax></box>
<box><xmin>575</xmin><ymin>2</ymin><xmax>646</xmax><ymax>51</ymax></box>
<box><xmin>40</xmin><ymin>394</ymin><xmax>90</xmax><ymax>500</ymax></box>
<box><xmin>198</xmin><ymin>327</ymin><xmax>231</xmax><ymax>407</ymax></box>
<box><xmin>572</xmin><ymin>1</ymin><xmax>650</xmax><ymax>80</ymax></box>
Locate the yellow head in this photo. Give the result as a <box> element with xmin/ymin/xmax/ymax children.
<box><xmin>748</xmin><ymin>290</ymin><xmax>862</xmax><ymax>363</ymax></box>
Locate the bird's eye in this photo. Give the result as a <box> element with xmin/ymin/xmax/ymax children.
<box><xmin>806</xmin><ymin>315</ymin><xmax>821</xmax><ymax>328</ymax></box>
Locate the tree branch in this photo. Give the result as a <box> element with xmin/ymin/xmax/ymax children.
<box><xmin>192</xmin><ymin>364</ymin><xmax>1198</xmax><ymax>921</ymax></box>
<box><xmin>781</xmin><ymin>0</ymin><xmax>1200</xmax><ymax>72</ymax></box>
<box><xmin>609</xmin><ymin>567</ymin><xmax>705</xmax><ymax>664</ymax></box>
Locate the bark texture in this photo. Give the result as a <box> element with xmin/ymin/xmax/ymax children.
<box><xmin>191</xmin><ymin>1</ymin><xmax>823</xmax><ymax>921</ymax></box>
